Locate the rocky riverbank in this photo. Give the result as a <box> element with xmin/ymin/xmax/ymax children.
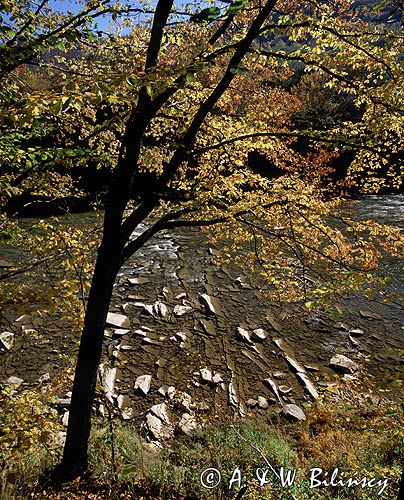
<box><xmin>1</xmin><ymin>215</ymin><xmax>402</xmax><ymax>447</ymax></box>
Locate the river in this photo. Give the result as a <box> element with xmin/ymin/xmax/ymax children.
<box><xmin>0</xmin><ymin>195</ymin><xmax>403</xmax><ymax>432</ymax></box>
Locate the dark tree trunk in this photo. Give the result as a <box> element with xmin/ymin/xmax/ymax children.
<box><xmin>59</xmin><ymin>239</ymin><xmax>121</xmax><ymax>478</ymax></box>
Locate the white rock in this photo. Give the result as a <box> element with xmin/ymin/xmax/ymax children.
<box><xmin>6</xmin><ymin>376</ymin><xmax>24</xmax><ymax>386</ymax></box>
<box><xmin>257</xmin><ymin>396</ymin><xmax>269</xmax><ymax>409</ymax></box>
<box><xmin>113</xmin><ymin>328</ymin><xmax>130</xmax><ymax>336</ymax></box>
<box><xmin>246</xmin><ymin>399</ymin><xmax>258</xmax><ymax>408</ymax></box>
<box><xmin>154</xmin><ymin>301</ymin><xmax>169</xmax><ymax>318</ymax></box>
<box><xmin>173</xmin><ymin>305</ymin><xmax>193</xmax><ymax>316</ymax></box>
<box><xmin>200</xmin><ymin>294</ymin><xmax>222</xmax><ymax>315</ymax></box>
<box><xmin>252</xmin><ymin>328</ymin><xmax>268</xmax><ymax>341</ymax></box>
<box><xmin>200</xmin><ymin>368</ymin><xmax>212</xmax><ymax>383</ymax></box>
<box><xmin>62</xmin><ymin>411</ymin><xmax>69</xmax><ymax>426</ymax></box>
<box><xmin>296</xmin><ymin>372</ymin><xmax>319</xmax><ymax>399</ymax></box>
<box><xmin>228</xmin><ymin>381</ymin><xmax>239</xmax><ymax>407</ymax></box>
<box><xmin>178</xmin><ymin>413</ymin><xmax>199</xmax><ymax>435</ymax></box>
<box><xmin>348</xmin><ymin>328</ymin><xmax>365</xmax><ymax>337</ymax></box>
<box><xmin>150</xmin><ymin>403</ymin><xmax>170</xmax><ymax>424</ymax></box>
<box><xmin>0</xmin><ymin>331</ymin><xmax>14</xmax><ymax>351</ymax></box>
<box><xmin>329</xmin><ymin>354</ymin><xmax>358</xmax><ymax>373</ymax></box>
<box><xmin>167</xmin><ymin>386</ymin><xmax>176</xmax><ymax>399</ymax></box>
<box><xmin>236</xmin><ymin>327</ymin><xmax>251</xmax><ymax>343</ymax></box>
<box><xmin>282</xmin><ymin>404</ymin><xmax>306</xmax><ymax>421</ymax></box>
<box><xmin>134</xmin><ymin>374</ymin><xmax>152</xmax><ymax>395</ymax></box>
<box><xmin>106</xmin><ymin>313</ymin><xmax>130</xmax><ymax>329</ymax></box>
<box><xmin>212</xmin><ymin>373</ymin><xmax>224</xmax><ymax>384</ymax></box>
<box><xmin>128</xmin><ymin>277</ymin><xmax>149</xmax><ymax>285</ymax></box>
<box><xmin>99</xmin><ymin>364</ymin><xmax>117</xmax><ymax>403</ymax></box>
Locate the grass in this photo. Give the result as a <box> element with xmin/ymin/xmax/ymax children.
<box><xmin>1</xmin><ymin>397</ymin><xmax>402</xmax><ymax>499</ymax></box>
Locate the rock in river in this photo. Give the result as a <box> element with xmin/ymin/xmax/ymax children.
<box><xmin>329</xmin><ymin>354</ymin><xmax>358</xmax><ymax>374</ymax></box>
<box><xmin>134</xmin><ymin>374</ymin><xmax>152</xmax><ymax>395</ymax></box>
<box><xmin>282</xmin><ymin>404</ymin><xmax>306</xmax><ymax>421</ymax></box>
<box><xmin>106</xmin><ymin>313</ymin><xmax>130</xmax><ymax>329</ymax></box>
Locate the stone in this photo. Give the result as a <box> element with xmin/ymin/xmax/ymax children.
<box><xmin>113</xmin><ymin>328</ymin><xmax>130</xmax><ymax>336</ymax></box>
<box><xmin>128</xmin><ymin>277</ymin><xmax>149</xmax><ymax>285</ymax></box>
<box><xmin>175</xmin><ymin>293</ymin><xmax>187</xmax><ymax>300</ymax></box>
<box><xmin>146</xmin><ymin>413</ymin><xmax>172</xmax><ymax>441</ymax></box>
<box><xmin>348</xmin><ymin>328</ymin><xmax>365</xmax><ymax>337</ymax></box>
<box><xmin>153</xmin><ymin>301</ymin><xmax>169</xmax><ymax>318</ymax></box>
<box><xmin>304</xmin><ymin>365</ymin><xmax>319</xmax><ymax>372</ymax></box>
<box><xmin>200</xmin><ymin>368</ymin><xmax>212</xmax><ymax>383</ymax></box>
<box><xmin>234</xmin><ymin>276</ymin><xmax>252</xmax><ymax>289</ymax></box>
<box><xmin>0</xmin><ymin>331</ymin><xmax>14</xmax><ymax>351</ymax></box>
<box><xmin>38</xmin><ymin>373</ymin><xmax>51</xmax><ymax>384</ymax></box>
<box><xmin>246</xmin><ymin>398</ymin><xmax>258</xmax><ymax>408</ymax></box>
<box><xmin>200</xmin><ymin>294</ymin><xmax>222</xmax><ymax>315</ymax></box>
<box><xmin>121</xmin><ymin>303</ymin><xmax>131</xmax><ymax>313</ymax></box>
<box><xmin>257</xmin><ymin>396</ymin><xmax>269</xmax><ymax>409</ymax></box>
<box><xmin>296</xmin><ymin>372</ymin><xmax>319</xmax><ymax>399</ymax></box>
<box><xmin>329</xmin><ymin>354</ymin><xmax>358</xmax><ymax>374</ymax></box>
<box><xmin>150</xmin><ymin>403</ymin><xmax>170</xmax><ymax>424</ymax></box>
<box><xmin>264</xmin><ymin>378</ymin><xmax>283</xmax><ymax>403</ymax></box>
<box><xmin>6</xmin><ymin>376</ymin><xmax>24</xmax><ymax>386</ymax></box>
<box><xmin>106</xmin><ymin>313</ymin><xmax>130</xmax><ymax>329</ymax></box>
<box><xmin>178</xmin><ymin>413</ymin><xmax>199</xmax><ymax>435</ymax></box>
<box><xmin>167</xmin><ymin>386</ymin><xmax>176</xmax><ymax>399</ymax></box>
<box><xmin>134</xmin><ymin>374</ymin><xmax>152</xmax><ymax>395</ymax></box>
<box><xmin>62</xmin><ymin>411</ymin><xmax>69</xmax><ymax>426</ymax></box>
<box><xmin>273</xmin><ymin>371</ymin><xmax>288</xmax><ymax>380</ymax></box>
<box><xmin>99</xmin><ymin>364</ymin><xmax>117</xmax><ymax>403</ymax></box>
<box><xmin>173</xmin><ymin>305</ymin><xmax>193</xmax><ymax>316</ymax></box>
<box><xmin>212</xmin><ymin>373</ymin><xmax>224</xmax><ymax>384</ymax></box>
<box><xmin>236</xmin><ymin>327</ymin><xmax>251</xmax><ymax>343</ymax></box>
<box><xmin>177</xmin><ymin>392</ymin><xmax>193</xmax><ymax>411</ymax></box>
<box><xmin>252</xmin><ymin>328</ymin><xmax>269</xmax><ymax>341</ymax></box>
<box><xmin>282</xmin><ymin>404</ymin><xmax>306</xmax><ymax>421</ymax></box>
<box><xmin>228</xmin><ymin>381</ymin><xmax>239</xmax><ymax>407</ymax></box>
<box><xmin>55</xmin><ymin>398</ymin><xmax>71</xmax><ymax>407</ymax></box>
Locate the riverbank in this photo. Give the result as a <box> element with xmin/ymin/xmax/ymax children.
<box><xmin>1</xmin><ymin>392</ymin><xmax>402</xmax><ymax>499</ymax></box>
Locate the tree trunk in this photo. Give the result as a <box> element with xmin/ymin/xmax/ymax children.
<box><xmin>59</xmin><ymin>240</ymin><xmax>121</xmax><ymax>479</ymax></box>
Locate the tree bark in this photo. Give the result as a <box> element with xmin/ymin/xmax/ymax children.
<box><xmin>59</xmin><ymin>239</ymin><xmax>121</xmax><ymax>478</ymax></box>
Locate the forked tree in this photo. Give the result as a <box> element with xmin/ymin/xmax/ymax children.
<box><xmin>1</xmin><ymin>0</ymin><xmax>402</xmax><ymax>480</ymax></box>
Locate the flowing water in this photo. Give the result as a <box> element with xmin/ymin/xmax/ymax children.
<box><xmin>1</xmin><ymin>195</ymin><xmax>403</xmax><ymax>430</ymax></box>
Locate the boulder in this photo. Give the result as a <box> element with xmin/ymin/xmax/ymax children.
<box><xmin>178</xmin><ymin>413</ymin><xmax>199</xmax><ymax>435</ymax></box>
<box><xmin>329</xmin><ymin>354</ymin><xmax>358</xmax><ymax>374</ymax></box>
<box><xmin>106</xmin><ymin>313</ymin><xmax>130</xmax><ymax>329</ymax></box>
<box><xmin>257</xmin><ymin>396</ymin><xmax>269</xmax><ymax>409</ymax></box>
<box><xmin>200</xmin><ymin>294</ymin><xmax>222</xmax><ymax>315</ymax></box>
<box><xmin>0</xmin><ymin>331</ymin><xmax>14</xmax><ymax>351</ymax></box>
<box><xmin>6</xmin><ymin>376</ymin><xmax>24</xmax><ymax>386</ymax></box>
<box><xmin>173</xmin><ymin>305</ymin><xmax>193</xmax><ymax>316</ymax></box>
<box><xmin>282</xmin><ymin>404</ymin><xmax>306</xmax><ymax>421</ymax></box>
<box><xmin>134</xmin><ymin>374</ymin><xmax>152</xmax><ymax>395</ymax></box>
<box><xmin>236</xmin><ymin>327</ymin><xmax>251</xmax><ymax>343</ymax></box>
<box><xmin>252</xmin><ymin>328</ymin><xmax>269</xmax><ymax>341</ymax></box>
<box><xmin>200</xmin><ymin>368</ymin><xmax>212</xmax><ymax>383</ymax></box>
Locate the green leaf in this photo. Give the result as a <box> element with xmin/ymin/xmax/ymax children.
<box><xmin>230</xmin><ymin>66</ymin><xmax>249</xmax><ymax>75</ymax></box>
<box><xmin>186</xmin><ymin>72</ymin><xmax>195</xmax><ymax>83</ymax></box>
<box><xmin>55</xmin><ymin>40</ymin><xmax>65</xmax><ymax>51</ymax></box>
<box><xmin>228</xmin><ymin>0</ymin><xmax>249</xmax><ymax>15</ymax></box>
